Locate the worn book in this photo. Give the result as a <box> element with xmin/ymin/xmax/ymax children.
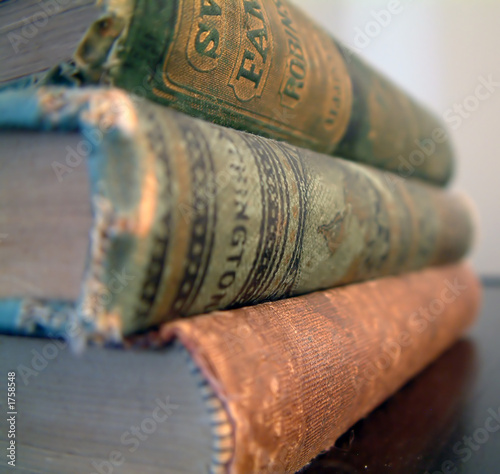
<box><xmin>0</xmin><ymin>86</ymin><xmax>474</xmax><ymax>342</ymax></box>
<box><xmin>0</xmin><ymin>264</ymin><xmax>481</xmax><ymax>473</ymax></box>
<box><xmin>1</xmin><ymin>0</ymin><xmax>453</xmax><ymax>185</ymax></box>
<box><xmin>303</xmin><ymin>338</ymin><xmax>476</xmax><ymax>473</ymax></box>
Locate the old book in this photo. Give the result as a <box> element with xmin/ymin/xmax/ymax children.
<box><xmin>0</xmin><ymin>86</ymin><xmax>474</xmax><ymax>341</ymax></box>
<box><xmin>0</xmin><ymin>0</ymin><xmax>99</xmax><ymax>83</ymax></box>
<box><xmin>0</xmin><ymin>0</ymin><xmax>453</xmax><ymax>185</ymax></box>
<box><xmin>0</xmin><ymin>264</ymin><xmax>481</xmax><ymax>473</ymax></box>
<box><xmin>303</xmin><ymin>338</ymin><xmax>476</xmax><ymax>473</ymax></box>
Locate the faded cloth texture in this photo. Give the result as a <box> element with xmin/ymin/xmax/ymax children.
<box><xmin>38</xmin><ymin>0</ymin><xmax>452</xmax><ymax>184</ymax></box>
<box><xmin>161</xmin><ymin>263</ymin><xmax>481</xmax><ymax>473</ymax></box>
<box><xmin>0</xmin><ymin>87</ymin><xmax>474</xmax><ymax>341</ymax></box>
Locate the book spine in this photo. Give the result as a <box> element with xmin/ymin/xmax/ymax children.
<box><xmin>0</xmin><ymin>299</ymin><xmax>75</xmax><ymax>339</ymax></box>
<box><xmin>68</xmin><ymin>0</ymin><xmax>453</xmax><ymax>185</ymax></box>
<box><xmin>305</xmin><ymin>340</ymin><xmax>476</xmax><ymax>472</ymax></box>
<box><xmin>0</xmin><ymin>87</ymin><xmax>473</xmax><ymax>340</ymax></box>
<box><xmin>159</xmin><ymin>263</ymin><xmax>481</xmax><ymax>473</ymax></box>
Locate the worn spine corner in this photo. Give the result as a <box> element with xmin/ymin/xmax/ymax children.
<box><xmin>72</xmin><ymin>0</ymin><xmax>135</xmax><ymax>84</ymax></box>
<box><xmin>77</xmin><ymin>194</ymin><xmax>126</xmax><ymax>345</ymax></box>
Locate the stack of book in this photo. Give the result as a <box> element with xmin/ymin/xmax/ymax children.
<box><xmin>0</xmin><ymin>1</ymin><xmax>481</xmax><ymax>472</ymax></box>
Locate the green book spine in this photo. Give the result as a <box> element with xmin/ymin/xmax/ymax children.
<box><xmin>39</xmin><ymin>0</ymin><xmax>453</xmax><ymax>185</ymax></box>
<box><xmin>0</xmin><ymin>87</ymin><xmax>472</xmax><ymax>341</ymax></box>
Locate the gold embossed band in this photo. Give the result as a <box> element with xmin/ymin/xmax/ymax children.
<box><xmin>153</xmin><ymin>0</ymin><xmax>352</xmax><ymax>152</ymax></box>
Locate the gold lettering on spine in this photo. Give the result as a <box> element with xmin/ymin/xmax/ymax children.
<box><xmin>229</xmin><ymin>0</ymin><xmax>273</xmax><ymax>101</ymax></box>
<box><xmin>155</xmin><ymin>0</ymin><xmax>352</xmax><ymax>151</ymax></box>
<box><xmin>202</xmin><ymin>140</ymin><xmax>253</xmax><ymax>314</ymax></box>
<box><xmin>187</xmin><ymin>0</ymin><xmax>224</xmax><ymax>72</ymax></box>
<box><xmin>273</xmin><ymin>0</ymin><xmax>308</xmax><ymax>108</ymax></box>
